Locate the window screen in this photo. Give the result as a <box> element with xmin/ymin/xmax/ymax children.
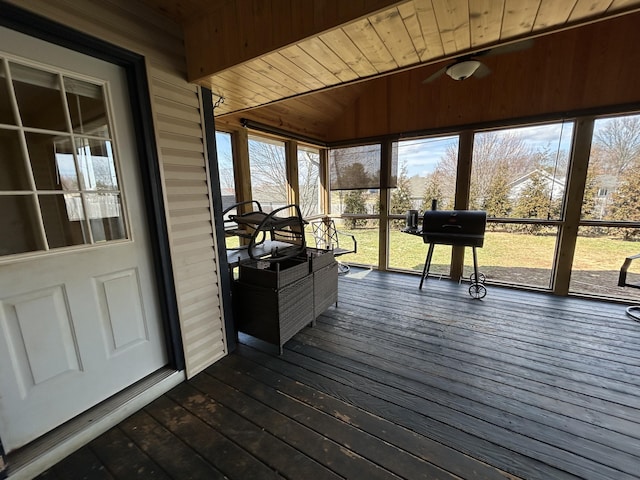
<box><xmin>329</xmin><ymin>144</ymin><xmax>397</xmax><ymax>190</ymax></box>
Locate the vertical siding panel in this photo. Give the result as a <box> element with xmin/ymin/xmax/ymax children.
<box><xmin>7</xmin><ymin>0</ymin><xmax>228</xmax><ymax>377</ymax></box>
<box><xmin>149</xmin><ymin>67</ymin><xmax>227</xmax><ymax>378</ymax></box>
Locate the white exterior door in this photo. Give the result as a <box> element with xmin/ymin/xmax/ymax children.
<box><xmin>0</xmin><ymin>28</ymin><xmax>167</xmax><ymax>451</ymax></box>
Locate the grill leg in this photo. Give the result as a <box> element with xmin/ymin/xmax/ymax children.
<box><xmin>419</xmin><ymin>243</ymin><xmax>435</xmax><ymax>290</ymax></box>
<box><xmin>472</xmin><ymin>246</ymin><xmax>479</xmax><ymax>283</ymax></box>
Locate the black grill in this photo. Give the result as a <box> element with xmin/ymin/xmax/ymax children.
<box><xmin>422</xmin><ymin>210</ymin><xmax>487</xmax><ymax>247</ymax></box>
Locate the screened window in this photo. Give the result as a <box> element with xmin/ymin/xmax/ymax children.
<box><xmin>469</xmin><ymin>122</ymin><xmax>573</xmax><ymax>219</ymax></box>
<box><xmin>248</xmin><ymin>134</ymin><xmax>287</xmax><ymax>213</ymax></box>
<box><xmin>330</xmin><ymin>144</ymin><xmax>391</xmax><ymax>190</ymax></box>
<box><xmin>389</xmin><ymin>135</ymin><xmax>459</xmax><ymax>273</ymax></box>
<box><xmin>464</xmin><ymin>122</ymin><xmax>573</xmax><ymax>288</ymax></box>
<box><xmin>298</xmin><ymin>145</ymin><xmax>321</xmax><ymax>217</ymax></box>
<box><xmin>394</xmin><ymin>135</ymin><xmax>459</xmax><ymax>213</ymax></box>
<box><xmin>0</xmin><ymin>58</ymin><xmax>127</xmax><ymax>257</ymax></box>
<box><xmin>580</xmin><ymin>114</ymin><xmax>640</xmax><ymax>223</ymax></box>
<box><xmin>570</xmin><ymin>113</ymin><xmax>640</xmax><ymax>300</ymax></box>
<box><xmin>215</xmin><ymin>130</ymin><xmax>236</xmax><ymax>210</ymax></box>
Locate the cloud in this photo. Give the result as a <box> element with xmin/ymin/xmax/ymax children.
<box><xmin>398</xmin><ymin>136</ymin><xmax>458</xmax><ymax>176</ymax></box>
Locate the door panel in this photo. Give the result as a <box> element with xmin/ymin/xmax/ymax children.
<box><xmin>0</xmin><ymin>27</ymin><xmax>167</xmax><ymax>451</ymax></box>
<box><xmin>1</xmin><ymin>286</ymin><xmax>80</xmax><ymax>391</ymax></box>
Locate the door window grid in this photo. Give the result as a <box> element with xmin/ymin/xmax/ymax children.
<box><xmin>0</xmin><ymin>56</ymin><xmax>128</xmax><ymax>258</ymax></box>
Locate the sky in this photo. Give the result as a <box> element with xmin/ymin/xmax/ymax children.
<box><xmin>397</xmin><ymin>122</ymin><xmax>575</xmax><ymax>177</ymax></box>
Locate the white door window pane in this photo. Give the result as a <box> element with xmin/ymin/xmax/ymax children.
<box><xmin>64</xmin><ymin>77</ymin><xmax>110</xmax><ymax>137</ymax></box>
<box><xmin>25</xmin><ymin>133</ymin><xmax>78</xmax><ymax>191</ymax></box>
<box><xmin>85</xmin><ymin>193</ymin><xmax>126</xmax><ymax>242</ymax></box>
<box><xmin>0</xmin><ymin>129</ymin><xmax>31</xmax><ymax>190</ymax></box>
<box><xmin>38</xmin><ymin>193</ymin><xmax>89</xmax><ymax>247</ymax></box>
<box><xmin>0</xmin><ymin>195</ymin><xmax>41</xmax><ymax>255</ymax></box>
<box><xmin>0</xmin><ymin>62</ymin><xmax>15</xmax><ymax>125</ymax></box>
<box><xmin>10</xmin><ymin>62</ymin><xmax>67</xmax><ymax>131</ymax></box>
<box><xmin>1</xmin><ymin>58</ymin><xmax>128</xmax><ymax>258</ymax></box>
<box><xmin>75</xmin><ymin>138</ymin><xmax>119</xmax><ymax>190</ymax></box>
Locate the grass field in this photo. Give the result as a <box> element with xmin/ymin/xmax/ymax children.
<box><xmin>335</xmin><ymin>227</ymin><xmax>640</xmax><ymax>269</ymax></box>
<box><xmin>227</xmin><ymin>224</ymin><xmax>640</xmax><ymax>299</ymax></box>
<box><xmin>333</xmin><ymin>227</ymin><xmax>640</xmax><ymax>299</ymax></box>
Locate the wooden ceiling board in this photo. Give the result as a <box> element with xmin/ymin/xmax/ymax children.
<box><xmin>230</xmin><ymin>63</ymin><xmax>299</xmax><ymax>99</ymax></box>
<box><xmin>341</xmin><ymin>17</ymin><xmax>398</xmax><ymax>73</ymax></box>
<box><xmin>469</xmin><ymin>0</ymin><xmax>505</xmax><ymax>47</ymax></box>
<box><xmin>397</xmin><ymin>3</ymin><xmax>429</xmax><ymax>60</ymax></box>
<box><xmin>142</xmin><ymin>0</ymin><xmax>640</xmax><ymax>132</ymax></box>
<box><xmin>180</xmin><ymin>0</ymin><xmax>409</xmax><ymax>78</ymax></box>
<box><xmin>328</xmin><ymin>11</ymin><xmax>640</xmax><ymax>142</ymax></box>
<box><xmin>611</xmin><ymin>0</ymin><xmax>640</xmax><ymax>8</ymax></box>
<box><xmin>569</xmin><ymin>0</ymin><xmax>616</xmax><ymax>22</ymax></box>
<box><xmin>278</xmin><ymin>44</ymin><xmax>342</xmax><ymax>86</ymax></box>
<box><xmin>501</xmin><ymin>0</ymin><xmax>542</xmax><ymax>37</ymax></box>
<box><xmin>260</xmin><ymin>52</ymin><xmax>328</xmax><ymax>91</ymax></box>
<box><xmin>245</xmin><ymin>58</ymin><xmax>313</xmax><ymax>96</ymax></box>
<box><xmin>318</xmin><ymin>28</ymin><xmax>379</xmax><ymax>77</ymax></box>
<box><xmin>213</xmin><ymin>69</ymin><xmax>283</xmax><ymax>104</ymax></box>
<box><xmin>141</xmin><ymin>0</ymin><xmax>225</xmax><ymax>22</ymax></box>
<box><xmin>532</xmin><ymin>0</ymin><xmax>574</xmax><ymax>31</ymax></box>
<box><xmin>370</xmin><ymin>7</ymin><xmax>421</xmax><ymax>66</ymax></box>
<box><xmin>209</xmin><ymin>71</ymin><xmax>275</xmax><ymax>105</ymax></box>
<box><xmin>412</xmin><ymin>0</ymin><xmax>446</xmax><ymax>60</ymax></box>
<box><xmin>431</xmin><ymin>0</ymin><xmax>471</xmax><ymax>55</ymax></box>
<box><xmin>297</xmin><ymin>36</ymin><xmax>360</xmax><ymax>83</ymax></box>
<box><xmin>296</xmin><ymin>86</ymin><xmax>363</xmax><ymax>116</ymax></box>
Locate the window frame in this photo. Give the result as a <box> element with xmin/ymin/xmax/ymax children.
<box><xmin>0</xmin><ymin>54</ymin><xmax>131</xmax><ymax>261</ymax></box>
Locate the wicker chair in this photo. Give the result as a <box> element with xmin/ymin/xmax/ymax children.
<box><xmin>310</xmin><ymin>217</ymin><xmax>357</xmax><ymax>274</ymax></box>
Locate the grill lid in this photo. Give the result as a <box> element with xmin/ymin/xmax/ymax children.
<box><xmin>422</xmin><ymin>210</ymin><xmax>487</xmax><ymax>247</ymax></box>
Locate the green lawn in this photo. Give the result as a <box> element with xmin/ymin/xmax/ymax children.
<box><xmin>336</xmin><ymin>228</ymin><xmax>640</xmax><ymax>270</ymax></box>
<box><xmin>233</xmin><ymin>225</ymin><xmax>640</xmax><ymax>298</ymax></box>
<box><xmin>332</xmin><ymin>227</ymin><xmax>640</xmax><ymax>298</ymax></box>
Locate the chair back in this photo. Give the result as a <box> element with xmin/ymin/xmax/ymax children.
<box><xmin>311</xmin><ymin>217</ymin><xmax>340</xmax><ymax>250</ymax></box>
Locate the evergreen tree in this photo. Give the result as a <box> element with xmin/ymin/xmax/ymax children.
<box><xmin>512</xmin><ymin>171</ymin><xmax>553</xmax><ymax>234</ymax></box>
<box><xmin>343</xmin><ymin>190</ymin><xmax>368</xmax><ymax>229</ymax></box>
<box><xmin>390</xmin><ymin>163</ymin><xmax>413</xmax><ymax>227</ymax></box>
<box><xmin>609</xmin><ymin>166</ymin><xmax>640</xmax><ymax>240</ymax></box>
<box><xmin>421</xmin><ymin>171</ymin><xmax>449</xmax><ymax>211</ymax></box>
<box><xmin>482</xmin><ymin>165</ymin><xmax>511</xmax><ymax>219</ymax></box>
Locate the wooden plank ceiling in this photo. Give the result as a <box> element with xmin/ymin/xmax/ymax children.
<box><xmin>145</xmin><ymin>0</ymin><xmax>640</xmax><ymax>124</ymax></box>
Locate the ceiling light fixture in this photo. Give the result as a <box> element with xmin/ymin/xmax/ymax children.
<box><xmin>445</xmin><ymin>60</ymin><xmax>481</xmax><ymax>80</ymax></box>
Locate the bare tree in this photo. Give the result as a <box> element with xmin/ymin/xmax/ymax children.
<box><xmin>589</xmin><ymin>115</ymin><xmax>640</xmax><ymax>221</ymax></box>
<box><xmin>469</xmin><ymin>131</ymin><xmax>534</xmax><ymax>209</ymax></box>
<box><xmin>593</xmin><ymin>116</ymin><xmax>640</xmax><ymax>176</ymax></box>
<box><xmin>248</xmin><ymin>138</ymin><xmax>288</xmax><ymax>211</ymax></box>
<box><xmin>298</xmin><ymin>149</ymin><xmax>320</xmax><ymax>217</ymax></box>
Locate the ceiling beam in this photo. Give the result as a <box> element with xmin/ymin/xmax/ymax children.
<box><xmin>183</xmin><ymin>0</ymin><xmax>410</xmax><ymax>83</ymax></box>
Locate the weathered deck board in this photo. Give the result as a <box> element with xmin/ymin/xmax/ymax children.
<box><xmin>37</xmin><ymin>269</ymin><xmax>640</xmax><ymax>479</ymax></box>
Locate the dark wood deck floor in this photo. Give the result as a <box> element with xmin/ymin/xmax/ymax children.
<box><xmin>37</xmin><ymin>269</ymin><xmax>640</xmax><ymax>479</ymax></box>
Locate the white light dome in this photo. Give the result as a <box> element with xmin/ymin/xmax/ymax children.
<box><xmin>446</xmin><ymin>60</ymin><xmax>481</xmax><ymax>80</ymax></box>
